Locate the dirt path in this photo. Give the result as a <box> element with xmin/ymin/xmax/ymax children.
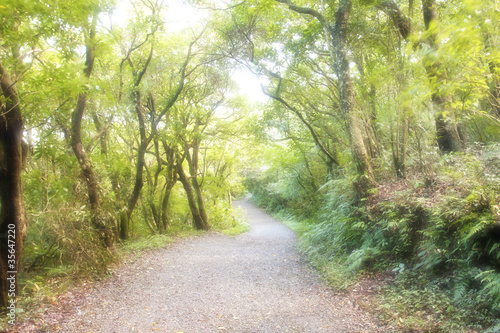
<box><xmin>25</xmin><ymin>198</ymin><xmax>385</xmax><ymax>332</ymax></box>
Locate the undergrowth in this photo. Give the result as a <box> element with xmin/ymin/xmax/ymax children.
<box><xmin>248</xmin><ymin>147</ymin><xmax>500</xmax><ymax>331</ymax></box>
<box><xmin>210</xmin><ymin>204</ymin><xmax>251</xmax><ymax>236</ymax></box>
<box><xmin>375</xmin><ymin>269</ymin><xmax>500</xmax><ymax>332</ymax></box>
<box><xmin>277</xmin><ymin>211</ymin><xmax>360</xmax><ymax>291</ymax></box>
<box><xmin>121</xmin><ymin>234</ymin><xmax>175</xmax><ymax>253</ymax></box>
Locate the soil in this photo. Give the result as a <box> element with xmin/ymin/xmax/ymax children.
<box><xmin>9</xmin><ymin>198</ymin><xmax>390</xmax><ymax>333</ymax></box>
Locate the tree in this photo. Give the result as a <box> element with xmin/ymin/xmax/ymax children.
<box><xmin>0</xmin><ymin>60</ymin><xmax>27</xmax><ymax>310</ymax></box>
<box><xmin>70</xmin><ymin>8</ymin><xmax>115</xmax><ymax>248</ymax></box>
<box><xmin>222</xmin><ymin>0</ymin><xmax>376</xmax><ymax>194</ymax></box>
<box><xmin>171</xmin><ymin>63</ymin><xmax>229</xmax><ymax>231</ymax></box>
<box><xmin>275</xmin><ymin>0</ymin><xmax>377</xmax><ymax>194</ymax></box>
<box><xmin>380</xmin><ymin>0</ymin><xmax>464</xmax><ymax>153</ymax></box>
<box><xmin>0</xmin><ymin>0</ymin><xmax>42</xmax><ymax>309</ymax></box>
<box><xmin>113</xmin><ymin>0</ymin><xmax>207</xmax><ymax>238</ymax></box>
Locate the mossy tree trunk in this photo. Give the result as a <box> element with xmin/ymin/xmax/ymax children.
<box><xmin>0</xmin><ymin>60</ymin><xmax>27</xmax><ymax>310</ymax></box>
<box><xmin>160</xmin><ymin>142</ymin><xmax>178</xmax><ymax>231</ymax></box>
<box><xmin>185</xmin><ymin>138</ymin><xmax>209</xmax><ymax>229</ymax></box>
<box><xmin>176</xmin><ymin>156</ymin><xmax>210</xmax><ymax>231</ymax></box>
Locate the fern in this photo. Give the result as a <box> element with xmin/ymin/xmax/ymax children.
<box><xmin>453</xmin><ymin>271</ymin><xmax>470</xmax><ymax>305</ymax></box>
<box><xmin>477</xmin><ymin>270</ymin><xmax>500</xmax><ymax>303</ymax></box>
<box><xmin>463</xmin><ymin>214</ymin><xmax>495</xmax><ymax>241</ymax></box>
<box><xmin>484</xmin><ymin>323</ymin><xmax>500</xmax><ymax>333</ymax></box>
<box><xmin>490</xmin><ymin>243</ymin><xmax>500</xmax><ymax>261</ymax></box>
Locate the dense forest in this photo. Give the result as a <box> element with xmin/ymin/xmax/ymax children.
<box><xmin>1</xmin><ymin>0</ymin><xmax>499</xmax><ymax>331</ymax></box>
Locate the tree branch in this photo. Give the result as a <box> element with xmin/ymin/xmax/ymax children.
<box><xmin>262</xmin><ymin>84</ymin><xmax>340</xmax><ymax>167</ymax></box>
<box><xmin>155</xmin><ymin>28</ymin><xmax>206</xmax><ymax>126</ymax></box>
<box><xmin>86</xmin><ymin>115</ymin><xmax>114</xmax><ymax>152</ymax></box>
<box><xmin>377</xmin><ymin>0</ymin><xmax>412</xmax><ymax>40</ymax></box>
<box><xmin>275</xmin><ymin>0</ymin><xmax>327</xmax><ymax>27</ymax></box>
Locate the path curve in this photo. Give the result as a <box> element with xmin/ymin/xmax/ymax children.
<box><xmin>52</xmin><ymin>199</ymin><xmax>382</xmax><ymax>332</ymax></box>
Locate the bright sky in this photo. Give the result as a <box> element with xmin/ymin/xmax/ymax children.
<box><xmin>110</xmin><ymin>0</ymin><xmax>268</xmax><ymax>104</ymax></box>
<box><xmin>233</xmin><ymin>68</ymin><xmax>268</xmax><ymax>103</ymax></box>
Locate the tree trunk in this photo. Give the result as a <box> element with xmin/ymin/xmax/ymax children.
<box><xmin>119</xmin><ymin>212</ymin><xmax>128</xmax><ymax>241</ymax></box>
<box><xmin>0</xmin><ymin>61</ymin><xmax>27</xmax><ymax>310</ymax></box>
<box><xmin>150</xmin><ymin>201</ymin><xmax>160</xmax><ymax>231</ymax></box>
<box><xmin>421</xmin><ymin>0</ymin><xmax>464</xmax><ymax>154</ymax></box>
<box><xmin>381</xmin><ymin>0</ymin><xmax>464</xmax><ymax>153</ymax></box>
<box><xmin>122</xmin><ymin>142</ymin><xmax>147</xmax><ymax>239</ymax></box>
<box><xmin>70</xmin><ymin>15</ymin><xmax>114</xmax><ymax>248</ymax></box>
<box><xmin>140</xmin><ymin>195</ymin><xmax>157</xmax><ymax>235</ymax></box>
<box><xmin>355</xmin><ymin>54</ymin><xmax>381</xmax><ymax>160</ymax></box>
<box><xmin>160</xmin><ymin>142</ymin><xmax>177</xmax><ymax>231</ymax></box>
<box><xmin>276</xmin><ymin>0</ymin><xmax>376</xmax><ymax>194</ymax></box>
<box><xmin>176</xmin><ymin>162</ymin><xmax>210</xmax><ymax>231</ymax></box>
<box><xmin>363</xmin><ymin>84</ymin><xmax>381</xmax><ymax>160</ymax></box>
<box><xmin>160</xmin><ymin>182</ymin><xmax>175</xmax><ymax>231</ymax></box>
<box><xmin>421</xmin><ymin>0</ymin><xmax>463</xmax><ymax>152</ymax></box>
<box><xmin>92</xmin><ymin>110</ymin><xmax>108</xmax><ymax>155</ymax></box>
<box><xmin>482</xmin><ymin>30</ymin><xmax>500</xmax><ymax>118</ymax></box>
<box><xmin>121</xmin><ymin>90</ymin><xmax>149</xmax><ymax>240</ymax></box>
<box><xmin>429</xmin><ymin>92</ymin><xmax>463</xmax><ymax>153</ymax></box>
<box><xmin>160</xmin><ymin>167</ymin><xmax>177</xmax><ymax>232</ymax></box>
<box><xmin>329</xmin><ymin>0</ymin><xmax>377</xmax><ymax>193</ymax></box>
<box><xmin>391</xmin><ymin>114</ymin><xmax>409</xmax><ymax>178</ymax></box>
<box><xmin>186</xmin><ymin>140</ymin><xmax>209</xmax><ymax>228</ymax></box>
<box><xmin>72</xmin><ymin>95</ymin><xmax>114</xmax><ymax>245</ymax></box>
<box><xmin>489</xmin><ymin>76</ymin><xmax>500</xmax><ymax>119</ymax></box>
<box><xmin>119</xmin><ymin>34</ymin><xmax>192</xmax><ymax>238</ymax></box>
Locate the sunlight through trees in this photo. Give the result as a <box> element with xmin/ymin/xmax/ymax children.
<box><xmin>1</xmin><ymin>0</ymin><xmax>499</xmax><ymax>329</ymax></box>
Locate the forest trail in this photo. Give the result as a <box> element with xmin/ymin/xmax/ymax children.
<box><xmin>33</xmin><ymin>198</ymin><xmax>383</xmax><ymax>332</ymax></box>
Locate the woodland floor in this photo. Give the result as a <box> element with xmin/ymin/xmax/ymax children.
<box><xmin>9</xmin><ymin>198</ymin><xmax>391</xmax><ymax>333</ymax></box>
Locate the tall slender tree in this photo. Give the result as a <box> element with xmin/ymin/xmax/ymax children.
<box><xmin>70</xmin><ymin>11</ymin><xmax>115</xmax><ymax>247</ymax></box>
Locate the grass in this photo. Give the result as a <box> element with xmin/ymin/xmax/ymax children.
<box><xmin>220</xmin><ymin>222</ymin><xmax>250</xmax><ymax>236</ymax></box>
<box><xmin>121</xmin><ymin>234</ymin><xmax>174</xmax><ymax>252</ymax></box>
<box><xmin>212</xmin><ymin>206</ymin><xmax>251</xmax><ymax>236</ymax></box>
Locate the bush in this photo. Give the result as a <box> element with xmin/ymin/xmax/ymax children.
<box><xmin>23</xmin><ymin>206</ymin><xmax>117</xmax><ymax>277</ymax></box>
<box><xmin>209</xmin><ymin>201</ymin><xmax>250</xmax><ymax>235</ymax></box>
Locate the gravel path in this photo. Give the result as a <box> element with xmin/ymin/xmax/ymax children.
<box><xmin>51</xmin><ymin>198</ymin><xmax>383</xmax><ymax>332</ymax></box>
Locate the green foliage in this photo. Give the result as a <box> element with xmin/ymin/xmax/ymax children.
<box><xmin>376</xmin><ymin>268</ymin><xmax>500</xmax><ymax>331</ymax></box>
<box><xmin>23</xmin><ymin>206</ymin><xmax>117</xmax><ymax>276</ymax></box>
<box><xmin>278</xmin><ymin>211</ymin><xmax>359</xmax><ymax>291</ymax></box>
<box><xmin>4</xmin><ymin>0</ymin><xmax>500</xmax><ymax>327</ymax></box>
<box><xmin>300</xmin><ymin>178</ymin><xmax>361</xmax><ymax>258</ymax></box>
<box><xmin>122</xmin><ymin>234</ymin><xmax>173</xmax><ymax>253</ymax></box>
<box><xmin>252</xmin><ymin>144</ymin><xmax>500</xmax><ymax>330</ymax></box>
<box><xmin>208</xmin><ymin>201</ymin><xmax>250</xmax><ymax>236</ymax></box>
<box><xmin>369</xmin><ymin>151</ymin><xmax>500</xmax><ymax>330</ymax></box>
<box><xmin>243</xmin><ymin>141</ymin><xmax>328</xmax><ymax>217</ymax></box>
<box><xmin>477</xmin><ymin>270</ymin><xmax>500</xmax><ymax>304</ymax></box>
<box><xmin>215</xmin><ymin>206</ymin><xmax>251</xmax><ymax>236</ymax></box>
